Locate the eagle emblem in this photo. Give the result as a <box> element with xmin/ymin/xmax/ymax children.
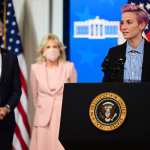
<box><xmin>99</xmin><ymin>101</ymin><xmax>117</xmax><ymax>123</ymax></box>
<box><xmin>89</xmin><ymin>92</ymin><xmax>127</xmax><ymax>131</ymax></box>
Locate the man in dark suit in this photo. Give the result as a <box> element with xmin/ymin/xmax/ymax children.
<box><xmin>102</xmin><ymin>3</ymin><xmax>150</xmax><ymax>82</ymax></box>
<box><xmin>0</xmin><ymin>19</ymin><xmax>21</xmax><ymax>149</ymax></box>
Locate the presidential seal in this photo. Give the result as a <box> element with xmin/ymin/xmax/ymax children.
<box><xmin>89</xmin><ymin>92</ymin><xmax>127</xmax><ymax>131</ymax></box>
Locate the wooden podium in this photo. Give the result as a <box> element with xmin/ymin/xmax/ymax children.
<box><xmin>59</xmin><ymin>83</ymin><xmax>150</xmax><ymax>150</ymax></box>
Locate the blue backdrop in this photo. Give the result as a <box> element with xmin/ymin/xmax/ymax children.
<box><xmin>68</xmin><ymin>0</ymin><xmax>127</xmax><ymax>82</ymax></box>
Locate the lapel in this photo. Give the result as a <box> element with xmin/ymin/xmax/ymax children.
<box><xmin>0</xmin><ymin>50</ymin><xmax>8</xmax><ymax>83</ymax></box>
<box><xmin>142</xmin><ymin>40</ymin><xmax>150</xmax><ymax>81</ymax></box>
<box><xmin>117</xmin><ymin>42</ymin><xmax>127</xmax><ymax>82</ymax></box>
<box><xmin>39</xmin><ymin>62</ymin><xmax>66</xmax><ymax>95</ymax></box>
<box><xmin>118</xmin><ymin>42</ymin><xmax>127</xmax><ymax>61</ymax></box>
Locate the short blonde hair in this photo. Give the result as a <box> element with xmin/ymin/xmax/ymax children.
<box><xmin>36</xmin><ymin>33</ymin><xmax>66</xmax><ymax>63</ymax></box>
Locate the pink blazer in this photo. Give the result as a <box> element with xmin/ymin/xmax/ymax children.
<box><xmin>30</xmin><ymin>61</ymin><xmax>77</xmax><ymax>127</ymax></box>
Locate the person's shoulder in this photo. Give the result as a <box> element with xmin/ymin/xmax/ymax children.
<box><xmin>60</xmin><ymin>61</ymin><xmax>75</xmax><ymax>71</ymax></box>
<box><xmin>65</xmin><ymin>61</ymin><xmax>74</xmax><ymax>65</ymax></box>
<box><xmin>107</xmin><ymin>42</ymin><xmax>127</xmax><ymax>56</ymax></box>
<box><xmin>63</xmin><ymin>61</ymin><xmax>74</xmax><ymax>68</ymax></box>
<box><xmin>31</xmin><ymin>62</ymin><xmax>44</xmax><ymax>70</ymax></box>
<box><xmin>62</xmin><ymin>61</ymin><xmax>76</xmax><ymax>75</ymax></box>
<box><xmin>110</xmin><ymin>42</ymin><xmax>126</xmax><ymax>51</ymax></box>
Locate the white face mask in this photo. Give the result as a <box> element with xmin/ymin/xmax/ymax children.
<box><xmin>43</xmin><ymin>48</ymin><xmax>60</xmax><ymax>62</ymax></box>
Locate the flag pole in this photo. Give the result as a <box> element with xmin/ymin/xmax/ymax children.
<box><xmin>3</xmin><ymin>0</ymin><xmax>7</xmax><ymax>48</ymax></box>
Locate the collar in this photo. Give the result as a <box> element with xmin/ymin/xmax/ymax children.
<box><xmin>126</xmin><ymin>38</ymin><xmax>144</xmax><ymax>54</ymax></box>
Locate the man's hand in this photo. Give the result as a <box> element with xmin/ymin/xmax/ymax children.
<box><xmin>0</xmin><ymin>107</ymin><xmax>10</xmax><ymax>120</ymax></box>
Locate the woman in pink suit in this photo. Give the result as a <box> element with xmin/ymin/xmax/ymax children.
<box><xmin>29</xmin><ymin>33</ymin><xmax>77</xmax><ymax>150</ymax></box>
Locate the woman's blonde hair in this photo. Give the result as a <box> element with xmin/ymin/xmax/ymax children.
<box><xmin>36</xmin><ymin>33</ymin><xmax>66</xmax><ymax>63</ymax></box>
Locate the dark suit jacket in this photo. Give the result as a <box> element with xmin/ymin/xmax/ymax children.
<box><xmin>0</xmin><ymin>48</ymin><xmax>21</xmax><ymax>150</ymax></box>
<box><xmin>102</xmin><ymin>39</ymin><xmax>150</xmax><ymax>82</ymax></box>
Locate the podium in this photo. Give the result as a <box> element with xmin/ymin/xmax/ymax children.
<box><xmin>59</xmin><ymin>83</ymin><xmax>150</xmax><ymax>150</ymax></box>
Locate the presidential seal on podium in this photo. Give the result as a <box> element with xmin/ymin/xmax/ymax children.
<box><xmin>89</xmin><ymin>92</ymin><xmax>127</xmax><ymax>131</ymax></box>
